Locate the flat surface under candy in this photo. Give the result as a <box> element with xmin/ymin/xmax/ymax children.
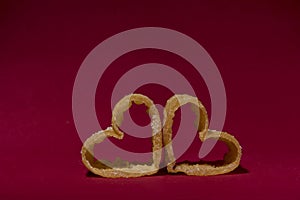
<box><xmin>0</xmin><ymin>0</ymin><xmax>299</xmax><ymax>199</ymax></box>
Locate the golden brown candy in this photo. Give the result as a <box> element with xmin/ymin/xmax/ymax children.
<box><xmin>81</xmin><ymin>94</ymin><xmax>242</xmax><ymax>177</ymax></box>
<box><xmin>81</xmin><ymin>94</ymin><xmax>162</xmax><ymax>178</ymax></box>
<box><xmin>163</xmin><ymin>94</ymin><xmax>242</xmax><ymax>176</ymax></box>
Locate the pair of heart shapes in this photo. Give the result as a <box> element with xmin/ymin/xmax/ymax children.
<box><xmin>81</xmin><ymin>94</ymin><xmax>242</xmax><ymax>178</ymax></box>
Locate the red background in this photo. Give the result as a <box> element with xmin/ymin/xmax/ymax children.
<box><xmin>1</xmin><ymin>0</ymin><xmax>299</xmax><ymax>199</ymax></box>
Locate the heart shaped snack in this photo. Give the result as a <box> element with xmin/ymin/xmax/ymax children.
<box><xmin>81</xmin><ymin>94</ymin><xmax>163</xmax><ymax>178</ymax></box>
<box><xmin>163</xmin><ymin>94</ymin><xmax>242</xmax><ymax>176</ymax></box>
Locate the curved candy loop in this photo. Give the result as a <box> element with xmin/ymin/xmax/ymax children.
<box><xmin>81</xmin><ymin>94</ymin><xmax>162</xmax><ymax>178</ymax></box>
<box><xmin>164</xmin><ymin>94</ymin><xmax>242</xmax><ymax>176</ymax></box>
<box><xmin>81</xmin><ymin>94</ymin><xmax>242</xmax><ymax>177</ymax></box>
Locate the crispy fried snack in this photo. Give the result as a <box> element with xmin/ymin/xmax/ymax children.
<box><xmin>81</xmin><ymin>93</ymin><xmax>242</xmax><ymax>177</ymax></box>
<box><xmin>81</xmin><ymin>94</ymin><xmax>163</xmax><ymax>178</ymax></box>
<box><xmin>163</xmin><ymin>94</ymin><xmax>242</xmax><ymax>176</ymax></box>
